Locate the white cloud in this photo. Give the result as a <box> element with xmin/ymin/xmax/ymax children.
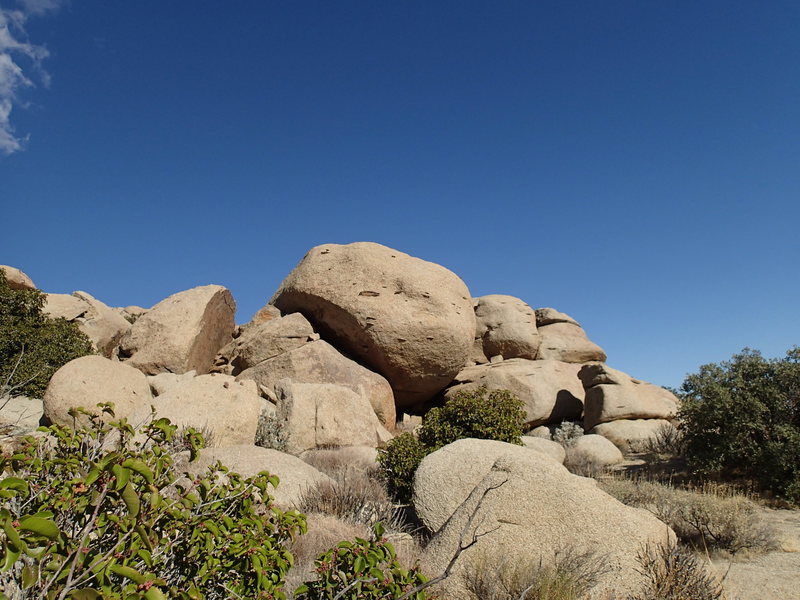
<box><xmin>0</xmin><ymin>1</ymin><xmax>60</xmax><ymax>155</ymax></box>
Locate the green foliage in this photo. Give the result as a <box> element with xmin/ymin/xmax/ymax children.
<box><xmin>294</xmin><ymin>523</ymin><xmax>427</xmax><ymax>600</ymax></box>
<box><xmin>0</xmin><ymin>270</ymin><xmax>93</xmax><ymax>398</ymax></box>
<box><xmin>679</xmin><ymin>347</ymin><xmax>800</xmax><ymax>502</ymax></box>
<box><xmin>417</xmin><ymin>387</ymin><xmax>526</xmax><ymax>450</ymax></box>
<box><xmin>379</xmin><ymin>387</ymin><xmax>526</xmax><ymax>503</ymax></box>
<box><xmin>376</xmin><ymin>434</ymin><xmax>427</xmax><ymax>505</ymax></box>
<box><xmin>0</xmin><ymin>405</ymin><xmax>306</xmax><ymax>599</ymax></box>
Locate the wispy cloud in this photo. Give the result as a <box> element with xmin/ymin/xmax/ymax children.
<box><xmin>0</xmin><ymin>0</ymin><xmax>61</xmax><ymax>155</ymax></box>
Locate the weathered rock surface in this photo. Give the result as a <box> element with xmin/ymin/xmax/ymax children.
<box><xmin>270</xmin><ymin>242</ymin><xmax>475</xmax><ymax>408</ymax></box>
<box><xmin>536</xmin><ymin>321</ymin><xmax>607</xmax><ymax>363</ymax></box>
<box><xmin>250</xmin><ymin>303</ymin><xmax>281</xmax><ymax>324</ymax></box>
<box><xmin>213</xmin><ymin>312</ymin><xmax>317</xmax><ymax>375</ymax></box>
<box><xmin>473</xmin><ymin>295</ymin><xmax>539</xmax><ymax>361</ymax></box>
<box><xmin>521</xmin><ymin>435</ymin><xmax>566</xmax><ymax>463</ymax></box>
<box><xmin>182</xmin><ymin>445</ymin><xmax>333</xmax><ymax>509</ymax></box>
<box><xmin>590</xmin><ymin>419</ymin><xmax>676</xmax><ymax>453</ymax></box>
<box><xmin>144</xmin><ymin>374</ymin><xmax>267</xmax><ymax>447</ymax></box>
<box><xmin>236</xmin><ymin>340</ymin><xmax>395</xmax><ymax>429</ymax></box>
<box><xmin>564</xmin><ymin>434</ymin><xmax>624</xmax><ymax>471</ymax></box>
<box><xmin>0</xmin><ymin>396</ymin><xmax>43</xmax><ymax>432</ymax></box>
<box><xmin>534</xmin><ymin>307</ymin><xmax>580</xmax><ymax>327</ymax></box>
<box><xmin>44</xmin><ymin>292</ymin><xmax>131</xmax><ymax>357</ymax></box>
<box><xmin>415</xmin><ymin>439</ymin><xmax>674</xmax><ymax>598</ymax></box>
<box><xmin>147</xmin><ymin>371</ymin><xmax>197</xmax><ymax>397</ymax></box>
<box><xmin>0</xmin><ymin>265</ymin><xmax>36</xmax><ymax>290</ymax></box>
<box><xmin>119</xmin><ymin>285</ymin><xmax>235</xmax><ymax>375</ymax></box>
<box><xmin>579</xmin><ymin>363</ymin><xmax>680</xmax><ymax>430</ymax></box>
<box><xmin>43</xmin><ymin>355</ymin><xmax>152</xmax><ymax>426</ymax></box>
<box><xmin>444</xmin><ymin>359</ymin><xmax>584</xmax><ymax>428</ymax></box>
<box><xmin>272</xmin><ymin>381</ymin><xmax>392</xmax><ymax>455</ymax></box>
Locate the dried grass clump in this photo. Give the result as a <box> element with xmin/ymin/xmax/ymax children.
<box><xmin>463</xmin><ymin>548</ymin><xmax>610</xmax><ymax>600</ymax></box>
<box><xmin>641</xmin><ymin>422</ymin><xmax>685</xmax><ymax>456</ymax></box>
<box><xmin>627</xmin><ymin>543</ymin><xmax>724</xmax><ymax>600</ymax></box>
<box><xmin>297</xmin><ymin>457</ymin><xmax>412</xmax><ymax>535</ymax></box>
<box><xmin>301</xmin><ymin>445</ymin><xmax>380</xmax><ymax>479</ymax></box>
<box><xmin>600</xmin><ymin>478</ymin><xmax>776</xmax><ymax>554</ymax></box>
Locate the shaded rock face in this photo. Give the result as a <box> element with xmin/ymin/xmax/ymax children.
<box><xmin>0</xmin><ymin>265</ymin><xmax>36</xmax><ymax>290</ymax></box>
<box><xmin>181</xmin><ymin>445</ymin><xmax>333</xmax><ymax>509</ymax></box>
<box><xmin>415</xmin><ymin>439</ymin><xmax>674</xmax><ymax>599</ymax></box>
<box><xmin>213</xmin><ymin>312</ymin><xmax>317</xmax><ymax>375</ymax></box>
<box><xmin>473</xmin><ymin>294</ymin><xmax>539</xmax><ymax>361</ymax></box>
<box><xmin>143</xmin><ymin>374</ymin><xmax>267</xmax><ymax>447</ymax></box>
<box><xmin>444</xmin><ymin>359</ymin><xmax>583</xmax><ymax>428</ymax></box>
<box><xmin>272</xmin><ymin>380</ymin><xmax>392</xmax><ymax>455</ymax></box>
<box><xmin>236</xmin><ymin>340</ymin><xmax>396</xmax><ymax>430</ymax></box>
<box><xmin>579</xmin><ymin>363</ymin><xmax>679</xmax><ymax>430</ymax></box>
<box><xmin>536</xmin><ymin>321</ymin><xmax>607</xmax><ymax>363</ymax></box>
<box><xmin>119</xmin><ymin>285</ymin><xmax>235</xmax><ymax>376</ymax></box>
<box><xmin>44</xmin><ymin>292</ymin><xmax>131</xmax><ymax>358</ymax></box>
<box><xmin>43</xmin><ymin>355</ymin><xmax>152</xmax><ymax>426</ymax></box>
<box><xmin>270</xmin><ymin>242</ymin><xmax>475</xmax><ymax>409</ymax></box>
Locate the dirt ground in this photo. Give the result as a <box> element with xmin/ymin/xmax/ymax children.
<box><xmin>711</xmin><ymin>507</ymin><xmax>800</xmax><ymax>600</ymax></box>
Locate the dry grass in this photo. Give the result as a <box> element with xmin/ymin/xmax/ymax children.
<box><xmin>627</xmin><ymin>543</ymin><xmax>724</xmax><ymax>600</ymax></box>
<box><xmin>599</xmin><ymin>477</ymin><xmax>776</xmax><ymax>554</ymax></box>
<box><xmin>300</xmin><ymin>446</ymin><xmax>380</xmax><ymax>479</ymax></box>
<box><xmin>463</xmin><ymin>548</ymin><xmax>611</xmax><ymax>600</ymax></box>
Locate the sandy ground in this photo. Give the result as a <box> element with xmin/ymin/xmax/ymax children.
<box><xmin>711</xmin><ymin>507</ymin><xmax>800</xmax><ymax>600</ymax></box>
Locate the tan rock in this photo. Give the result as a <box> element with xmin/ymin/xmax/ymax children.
<box><xmin>251</xmin><ymin>303</ymin><xmax>281</xmax><ymax>324</ymax></box>
<box><xmin>270</xmin><ymin>242</ymin><xmax>475</xmax><ymax>408</ymax></box>
<box><xmin>534</xmin><ymin>307</ymin><xmax>580</xmax><ymax>327</ymax></box>
<box><xmin>182</xmin><ymin>445</ymin><xmax>333</xmax><ymax>509</ymax></box>
<box><xmin>590</xmin><ymin>419</ymin><xmax>676</xmax><ymax>453</ymax></box>
<box><xmin>536</xmin><ymin>322</ymin><xmax>606</xmax><ymax>363</ymax></box>
<box><xmin>43</xmin><ymin>355</ymin><xmax>152</xmax><ymax>426</ymax></box>
<box><xmin>473</xmin><ymin>295</ymin><xmax>540</xmax><ymax>361</ymax></box>
<box><xmin>444</xmin><ymin>359</ymin><xmax>584</xmax><ymax>428</ymax></box>
<box><xmin>564</xmin><ymin>434</ymin><xmax>624</xmax><ymax>472</ymax></box>
<box><xmin>415</xmin><ymin>439</ymin><xmax>674</xmax><ymax>598</ymax></box>
<box><xmin>213</xmin><ymin>313</ymin><xmax>316</xmax><ymax>375</ymax></box>
<box><xmin>272</xmin><ymin>381</ymin><xmax>392</xmax><ymax>455</ymax></box>
<box><xmin>147</xmin><ymin>371</ymin><xmax>197</xmax><ymax>397</ymax></box>
<box><xmin>237</xmin><ymin>340</ymin><xmax>395</xmax><ymax>430</ymax></box>
<box><xmin>44</xmin><ymin>292</ymin><xmax>131</xmax><ymax>357</ymax></box>
<box><xmin>579</xmin><ymin>363</ymin><xmax>680</xmax><ymax>430</ymax></box>
<box><xmin>119</xmin><ymin>285</ymin><xmax>235</xmax><ymax>375</ymax></box>
<box><xmin>144</xmin><ymin>374</ymin><xmax>267</xmax><ymax>447</ymax></box>
<box><xmin>0</xmin><ymin>396</ymin><xmax>42</xmax><ymax>432</ymax></box>
<box><xmin>521</xmin><ymin>435</ymin><xmax>566</xmax><ymax>463</ymax></box>
<box><xmin>0</xmin><ymin>265</ymin><xmax>36</xmax><ymax>290</ymax></box>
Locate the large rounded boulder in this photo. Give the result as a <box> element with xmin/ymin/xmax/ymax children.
<box><xmin>414</xmin><ymin>439</ymin><xmax>674</xmax><ymax>599</ymax></box>
<box><xmin>270</xmin><ymin>243</ymin><xmax>475</xmax><ymax>408</ymax></box>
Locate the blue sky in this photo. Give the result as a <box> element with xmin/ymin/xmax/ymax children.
<box><xmin>1</xmin><ymin>1</ymin><xmax>798</xmax><ymax>389</ymax></box>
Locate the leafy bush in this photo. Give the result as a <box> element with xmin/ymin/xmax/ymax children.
<box><xmin>0</xmin><ymin>270</ymin><xmax>93</xmax><ymax>399</ymax></box>
<box><xmin>678</xmin><ymin>347</ymin><xmax>800</xmax><ymax>502</ymax></box>
<box><xmin>0</xmin><ymin>405</ymin><xmax>306</xmax><ymax>599</ymax></box>
<box><xmin>417</xmin><ymin>388</ymin><xmax>526</xmax><ymax>450</ymax></box>
<box><xmin>294</xmin><ymin>522</ymin><xmax>428</xmax><ymax>600</ymax></box>
<box><xmin>377</xmin><ymin>434</ymin><xmax>427</xmax><ymax>504</ymax></box>
<box><xmin>378</xmin><ymin>387</ymin><xmax>525</xmax><ymax>503</ymax></box>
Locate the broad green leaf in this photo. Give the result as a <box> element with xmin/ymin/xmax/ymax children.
<box><xmin>19</xmin><ymin>516</ymin><xmax>59</xmax><ymax>540</ymax></box>
<box><xmin>122</xmin><ymin>459</ymin><xmax>154</xmax><ymax>483</ymax></box>
<box><xmin>112</xmin><ymin>464</ymin><xmax>131</xmax><ymax>491</ymax></box>
<box><xmin>109</xmin><ymin>564</ymin><xmax>147</xmax><ymax>584</ymax></box>
<box><xmin>122</xmin><ymin>482</ymin><xmax>140</xmax><ymax>518</ymax></box>
<box><xmin>0</xmin><ymin>477</ymin><xmax>28</xmax><ymax>494</ymax></box>
<box><xmin>69</xmin><ymin>590</ymin><xmax>102</xmax><ymax>600</ymax></box>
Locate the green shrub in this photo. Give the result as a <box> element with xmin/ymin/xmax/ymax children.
<box><xmin>377</xmin><ymin>433</ymin><xmax>427</xmax><ymax>505</ymax></box>
<box><xmin>378</xmin><ymin>387</ymin><xmax>526</xmax><ymax>503</ymax></box>
<box><xmin>0</xmin><ymin>270</ymin><xmax>93</xmax><ymax>398</ymax></box>
<box><xmin>0</xmin><ymin>405</ymin><xmax>306</xmax><ymax>599</ymax></box>
<box><xmin>417</xmin><ymin>387</ymin><xmax>526</xmax><ymax>450</ymax></box>
<box><xmin>678</xmin><ymin>347</ymin><xmax>800</xmax><ymax>502</ymax></box>
<box><xmin>294</xmin><ymin>522</ymin><xmax>428</xmax><ymax>599</ymax></box>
